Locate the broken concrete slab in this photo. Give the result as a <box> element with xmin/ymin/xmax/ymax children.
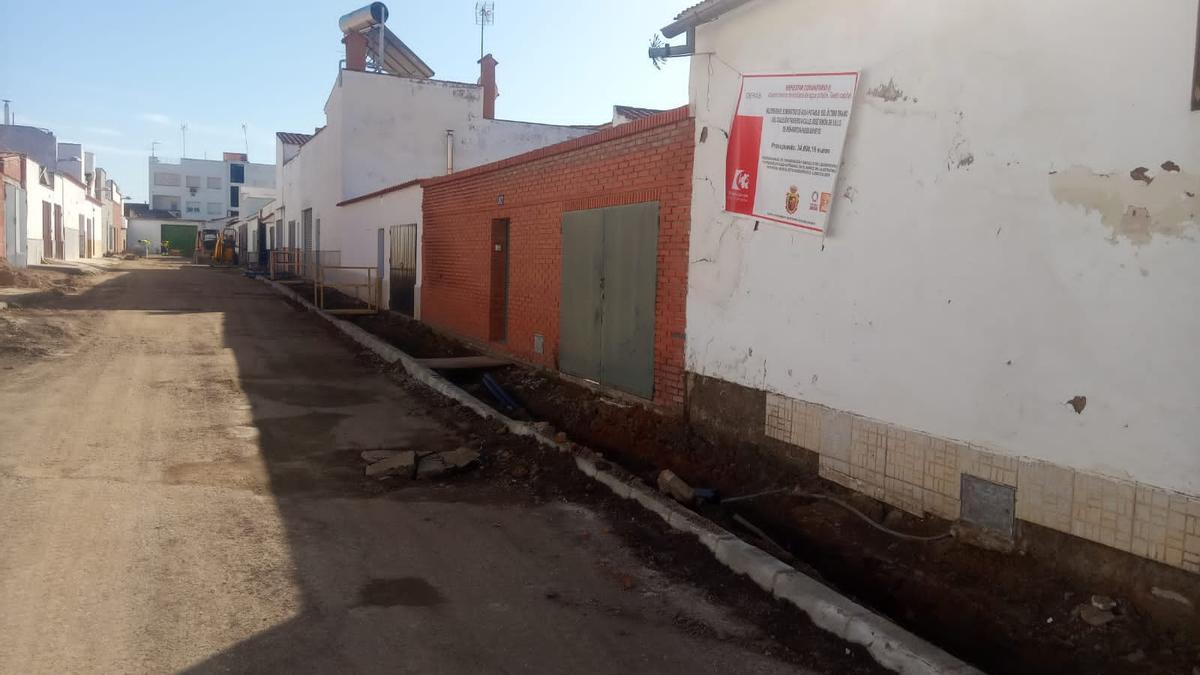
<box><xmin>415</xmin><ymin>447</ymin><xmax>480</xmax><ymax>479</ymax></box>
<box><xmin>361</xmin><ymin>449</ymin><xmax>407</xmax><ymax>463</ymax></box>
<box><xmin>365</xmin><ymin>451</ymin><xmax>416</xmax><ymax>478</ymax></box>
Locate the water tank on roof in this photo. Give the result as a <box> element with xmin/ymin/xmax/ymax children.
<box><xmin>339</xmin><ymin>3</ymin><xmax>388</xmax><ymax>33</ymax></box>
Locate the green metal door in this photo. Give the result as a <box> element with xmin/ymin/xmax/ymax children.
<box><xmin>558</xmin><ymin>202</ymin><xmax>658</xmax><ymax>399</ymax></box>
<box><xmin>161</xmin><ymin>223</ymin><xmax>197</xmax><ymax>258</ymax></box>
<box><xmin>599</xmin><ymin>202</ymin><xmax>658</xmax><ymax>399</ymax></box>
<box><xmin>559</xmin><ymin>209</ymin><xmax>605</xmax><ymax>383</ymax></box>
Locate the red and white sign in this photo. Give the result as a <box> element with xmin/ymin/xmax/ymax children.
<box><xmin>725</xmin><ymin>72</ymin><xmax>859</xmax><ymax>233</ymax></box>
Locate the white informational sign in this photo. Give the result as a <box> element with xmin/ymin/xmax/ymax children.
<box><xmin>725</xmin><ymin>72</ymin><xmax>859</xmax><ymax>233</ymax></box>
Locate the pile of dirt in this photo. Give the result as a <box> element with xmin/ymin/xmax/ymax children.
<box><xmin>0</xmin><ymin>313</ymin><xmax>74</xmax><ymax>360</ymax></box>
<box><xmin>0</xmin><ymin>261</ymin><xmax>78</xmax><ymax>291</ymax></box>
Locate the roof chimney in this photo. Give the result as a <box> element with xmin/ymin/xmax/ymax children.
<box><xmin>478</xmin><ymin>54</ymin><xmax>498</xmax><ymax>120</ymax></box>
<box><xmin>343</xmin><ymin>31</ymin><xmax>369</xmax><ymax>71</ymax></box>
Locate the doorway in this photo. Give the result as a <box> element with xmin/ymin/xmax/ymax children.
<box><xmin>389</xmin><ymin>223</ymin><xmax>417</xmax><ymax>316</ymax></box>
<box><xmin>559</xmin><ymin>202</ymin><xmax>658</xmax><ymax>399</ymax></box>
<box><xmin>53</xmin><ymin>205</ymin><xmax>63</xmax><ymax>259</ymax></box>
<box><xmin>489</xmin><ymin>219</ymin><xmax>510</xmax><ymax>342</ymax></box>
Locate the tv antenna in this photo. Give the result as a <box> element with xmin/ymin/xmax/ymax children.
<box><xmin>241</xmin><ymin>123</ymin><xmax>249</xmax><ymax>156</ymax></box>
<box><xmin>474</xmin><ymin>2</ymin><xmax>494</xmax><ymax>61</ymax></box>
<box><xmin>180</xmin><ymin>122</ymin><xmax>188</xmax><ymax>158</ymax></box>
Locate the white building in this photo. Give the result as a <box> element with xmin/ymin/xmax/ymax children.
<box><xmin>147</xmin><ymin>152</ymin><xmax>273</xmax><ymax>220</ymax></box>
<box><xmin>665</xmin><ymin>0</ymin><xmax>1200</xmax><ymax>575</ymax></box>
<box><xmin>0</xmin><ymin>124</ymin><xmax>127</xmax><ymax>265</ymax></box>
<box><xmin>270</xmin><ymin>7</ymin><xmax>595</xmax><ymax>313</ymax></box>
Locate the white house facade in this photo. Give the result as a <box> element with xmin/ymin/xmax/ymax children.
<box><xmin>671</xmin><ymin>0</ymin><xmax>1200</xmax><ymax>573</ymax></box>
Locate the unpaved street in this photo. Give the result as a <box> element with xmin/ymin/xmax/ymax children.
<box><xmin>0</xmin><ymin>260</ymin><xmax>865</xmax><ymax>674</ymax></box>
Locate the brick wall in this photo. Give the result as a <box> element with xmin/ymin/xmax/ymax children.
<box><xmin>421</xmin><ymin>107</ymin><xmax>694</xmax><ymax>408</ymax></box>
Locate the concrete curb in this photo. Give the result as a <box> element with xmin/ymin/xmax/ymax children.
<box><xmin>260</xmin><ymin>277</ymin><xmax>983</xmax><ymax>675</ymax></box>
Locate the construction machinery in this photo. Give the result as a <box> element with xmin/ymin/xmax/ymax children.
<box><xmin>211</xmin><ymin>226</ymin><xmax>240</xmax><ymax>267</ymax></box>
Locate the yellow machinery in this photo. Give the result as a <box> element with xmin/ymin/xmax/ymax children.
<box><xmin>211</xmin><ymin>226</ymin><xmax>240</xmax><ymax>267</ymax></box>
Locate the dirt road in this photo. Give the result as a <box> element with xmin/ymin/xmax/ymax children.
<box><xmin>0</xmin><ymin>260</ymin><xmax>874</xmax><ymax>674</ymax></box>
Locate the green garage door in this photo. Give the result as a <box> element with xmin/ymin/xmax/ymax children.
<box><xmin>161</xmin><ymin>223</ymin><xmax>197</xmax><ymax>257</ymax></box>
<box><xmin>559</xmin><ymin>202</ymin><xmax>659</xmax><ymax>399</ymax></box>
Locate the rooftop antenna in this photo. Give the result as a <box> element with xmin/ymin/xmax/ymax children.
<box><xmin>242</xmin><ymin>123</ymin><xmax>249</xmax><ymax>157</ymax></box>
<box><xmin>180</xmin><ymin>122</ymin><xmax>188</xmax><ymax>158</ymax></box>
<box><xmin>1</xmin><ymin>99</ymin><xmax>10</xmax><ymax>125</ymax></box>
<box><xmin>475</xmin><ymin>2</ymin><xmax>494</xmax><ymax>62</ymax></box>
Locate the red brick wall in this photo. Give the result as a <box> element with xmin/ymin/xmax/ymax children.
<box><xmin>421</xmin><ymin>107</ymin><xmax>694</xmax><ymax>408</ymax></box>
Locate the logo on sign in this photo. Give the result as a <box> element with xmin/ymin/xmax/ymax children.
<box><xmin>785</xmin><ymin>185</ymin><xmax>800</xmax><ymax>214</ymax></box>
<box><xmin>732</xmin><ymin>169</ymin><xmax>752</xmax><ymax>192</ymax></box>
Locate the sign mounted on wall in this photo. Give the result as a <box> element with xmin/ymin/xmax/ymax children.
<box><xmin>725</xmin><ymin>71</ymin><xmax>859</xmax><ymax>233</ymax></box>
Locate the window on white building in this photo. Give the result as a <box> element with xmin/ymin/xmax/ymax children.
<box><xmin>185</xmin><ymin>175</ymin><xmax>201</xmax><ymax>188</ymax></box>
<box><xmin>207</xmin><ymin>202</ymin><xmax>223</xmax><ymax>215</ymax></box>
<box><xmin>185</xmin><ymin>201</ymin><xmax>201</xmax><ymax>214</ymax></box>
<box><xmin>152</xmin><ymin>195</ymin><xmax>180</xmax><ymax>212</ymax></box>
<box><xmin>154</xmin><ymin>172</ymin><xmax>181</xmax><ymax>187</ymax></box>
<box><xmin>207</xmin><ymin>176</ymin><xmax>221</xmax><ymax>189</ymax></box>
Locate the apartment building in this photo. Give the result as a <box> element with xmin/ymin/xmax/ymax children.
<box><xmin>147</xmin><ymin>152</ymin><xmax>273</xmax><ymax>220</ymax></box>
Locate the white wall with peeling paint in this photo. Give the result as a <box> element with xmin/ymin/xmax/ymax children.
<box><xmin>684</xmin><ymin>0</ymin><xmax>1200</xmax><ymax>493</ymax></box>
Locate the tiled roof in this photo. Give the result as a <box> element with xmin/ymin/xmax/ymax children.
<box><xmin>614</xmin><ymin>105</ymin><xmax>665</xmax><ymax>120</ymax></box>
<box><xmin>276</xmin><ymin>131</ymin><xmax>314</xmax><ymax>146</ymax></box>
<box><xmin>674</xmin><ymin>0</ymin><xmax>715</xmax><ymax>18</ymax></box>
<box><xmin>663</xmin><ymin>0</ymin><xmax>754</xmax><ymax>37</ymax></box>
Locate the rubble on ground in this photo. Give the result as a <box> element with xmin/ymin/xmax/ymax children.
<box><xmin>364</xmin><ymin>451</ymin><xmax>416</xmax><ymax>477</ymax></box>
<box><xmin>362</xmin><ymin>446</ymin><xmax>479</xmax><ymax>479</ymax></box>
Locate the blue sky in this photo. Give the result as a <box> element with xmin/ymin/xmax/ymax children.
<box><xmin>0</xmin><ymin>0</ymin><xmax>689</xmax><ymax>203</ymax></box>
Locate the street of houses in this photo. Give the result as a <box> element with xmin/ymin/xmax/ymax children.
<box><xmin>1</xmin><ymin>0</ymin><xmax>1199</xmax><ymax>673</ymax></box>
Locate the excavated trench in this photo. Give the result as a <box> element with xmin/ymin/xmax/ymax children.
<box><xmin>346</xmin><ymin>310</ymin><xmax>1199</xmax><ymax>675</ymax></box>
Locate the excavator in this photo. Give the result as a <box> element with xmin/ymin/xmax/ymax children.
<box><xmin>210</xmin><ymin>226</ymin><xmax>240</xmax><ymax>267</ymax></box>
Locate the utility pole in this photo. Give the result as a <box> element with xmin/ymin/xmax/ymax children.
<box><xmin>475</xmin><ymin>2</ymin><xmax>494</xmax><ymax>62</ymax></box>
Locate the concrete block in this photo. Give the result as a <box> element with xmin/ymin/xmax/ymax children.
<box><xmin>593</xmin><ymin>470</ymin><xmax>633</xmax><ymax>499</ymax></box>
<box><xmin>714</xmin><ymin>538</ymin><xmax>792</xmax><ymax>592</ymax></box>
<box><xmin>365</xmin><ymin>451</ymin><xmax>416</xmax><ymax>477</ymax></box>
<box><xmin>773</xmin><ymin>571</ymin><xmax>983</xmax><ymax>675</ymax></box>
<box><xmin>573</xmin><ymin>455</ymin><xmax>598</xmax><ymax>477</ymax></box>
<box><xmin>629</xmin><ymin>484</ymin><xmax>675</xmax><ymax>524</ymax></box>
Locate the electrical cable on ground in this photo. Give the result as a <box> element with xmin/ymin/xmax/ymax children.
<box><xmin>722</xmin><ymin>486</ymin><xmax>954</xmax><ymax>543</ymax></box>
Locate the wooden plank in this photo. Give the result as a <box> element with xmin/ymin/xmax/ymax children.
<box><xmin>415</xmin><ymin>356</ymin><xmax>510</xmax><ymax>370</ymax></box>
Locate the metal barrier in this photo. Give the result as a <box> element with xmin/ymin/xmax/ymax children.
<box><xmin>269</xmin><ymin>248</ymin><xmax>300</xmax><ymax>280</ymax></box>
<box><xmin>299</xmin><ymin>250</ymin><xmax>341</xmax><ymax>280</ymax></box>
<box><xmin>315</xmin><ymin>265</ymin><xmax>381</xmax><ymax>315</ymax></box>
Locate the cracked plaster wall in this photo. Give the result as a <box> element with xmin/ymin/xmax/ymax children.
<box><xmin>683</xmin><ymin>0</ymin><xmax>1200</xmax><ymax>494</ymax></box>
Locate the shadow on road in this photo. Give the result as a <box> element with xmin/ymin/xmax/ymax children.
<box><xmin>19</xmin><ymin>259</ymin><xmax>838</xmax><ymax>675</ymax></box>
